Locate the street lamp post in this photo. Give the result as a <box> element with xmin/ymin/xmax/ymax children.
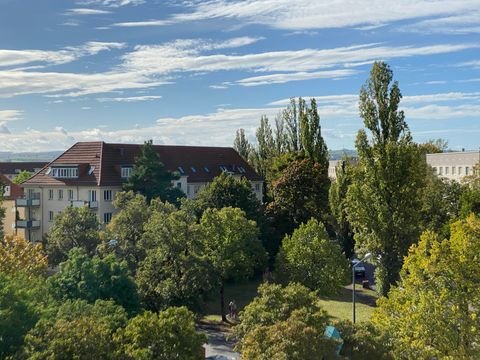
<box><xmin>352</xmin><ymin>252</ymin><xmax>372</xmax><ymax>324</ymax></box>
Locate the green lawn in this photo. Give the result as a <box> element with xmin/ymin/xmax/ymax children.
<box><xmin>202</xmin><ymin>279</ymin><xmax>377</xmax><ymax>324</ymax></box>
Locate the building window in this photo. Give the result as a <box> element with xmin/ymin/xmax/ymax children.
<box><xmin>104</xmin><ymin>190</ymin><xmax>112</xmax><ymax>201</ymax></box>
<box><xmin>458</xmin><ymin>167</ymin><xmax>462</xmax><ymax>175</ymax></box>
<box><xmin>439</xmin><ymin>167</ymin><xmax>443</xmax><ymax>175</ymax></box>
<box><xmin>433</xmin><ymin>167</ymin><xmax>437</xmax><ymax>174</ymax></box>
<box><xmin>49</xmin><ymin>211</ymin><xmax>54</xmax><ymax>222</ymax></box>
<box><xmin>255</xmin><ymin>183</ymin><xmax>261</xmax><ymax>192</ymax></box>
<box><xmin>178</xmin><ymin>166</ymin><xmax>185</xmax><ymax>174</ymax></box>
<box><xmin>452</xmin><ymin>166</ymin><xmax>456</xmax><ymax>175</ymax></box>
<box><xmin>51</xmin><ymin>167</ymin><xmax>79</xmax><ymax>178</ymax></box>
<box><xmin>58</xmin><ymin>189</ymin><xmax>63</xmax><ymax>200</ymax></box>
<box><xmin>103</xmin><ymin>212</ymin><xmax>112</xmax><ymax>224</ymax></box>
<box><xmin>121</xmin><ymin>166</ymin><xmax>132</xmax><ymax>178</ymax></box>
<box><xmin>48</xmin><ymin>189</ymin><xmax>54</xmax><ymax>200</ymax></box>
<box><xmin>445</xmin><ymin>167</ymin><xmax>449</xmax><ymax>175</ymax></box>
<box><xmin>88</xmin><ymin>190</ymin><xmax>97</xmax><ymax>202</ymax></box>
<box><xmin>176</xmin><ymin>182</ymin><xmax>182</xmax><ymax>188</ymax></box>
<box><xmin>191</xmin><ymin>166</ymin><xmax>197</xmax><ymax>173</ymax></box>
<box><xmin>466</xmin><ymin>167</ymin><xmax>470</xmax><ymax>176</ymax></box>
<box><xmin>204</xmin><ymin>167</ymin><xmax>209</xmax><ymax>173</ymax></box>
<box><xmin>68</xmin><ymin>189</ymin><xmax>74</xmax><ymax>200</ymax></box>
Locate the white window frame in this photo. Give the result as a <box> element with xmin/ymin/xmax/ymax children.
<box><xmin>51</xmin><ymin>167</ymin><xmax>79</xmax><ymax>178</ymax></box>
<box><xmin>121</xmin><ymin>167</ymin><xmax>132</xmax><ymax>178</ymax></box>
<box><xmin>103</xmin><ymin>190</ymin><xmax>112</xmax><ymax>201</ymax></box>
<box><xmin>48</xmin><ymin>189</ymin><xmax>54</xmax><ymax>200</ymax></box>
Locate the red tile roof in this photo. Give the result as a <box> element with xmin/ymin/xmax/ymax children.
<box><xmin>0</xmin><ymin>174</ymin><xmax>24</xmax><ymax>200</ymax></box>
<box><xmin>24</xmin><ymin>142</ymin><xmax>262</xmax><ymax>187</ymax></box>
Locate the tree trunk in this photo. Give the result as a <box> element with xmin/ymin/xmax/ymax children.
<box><xmin>220</xmin><ymin>282</ymin><xmax>227</xmax><ymax>322</ymax></box>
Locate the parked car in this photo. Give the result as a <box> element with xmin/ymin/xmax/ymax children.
<box><xmin>351</xmin><ymin>259</ymin><xmax>366</xmax><ymax>277</ymax></box>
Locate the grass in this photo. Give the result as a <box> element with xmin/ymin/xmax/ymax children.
<box><xmin>202</xmin><ymin>278</ymin><xmax>378</xmax><ymax>324</ymax></box>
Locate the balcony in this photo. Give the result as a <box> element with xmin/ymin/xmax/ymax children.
<box><xmin>89</xmin><ymin>201</ymin><xmax>98</xmax><ymax>209</ymax></box>
<box><xmin>70</xmin><ymin>200</ymin><xmax>98</xmax><ymax>210</ymax></box>
<box><xmin>16</xmin><ymin>193</ymin><xmax>41</xmax><ymax>207</ymax></box>
<box><xmin>16</xmin><ymin>220</ymin><xmax>41</xmax><ymax>229</ymax></box>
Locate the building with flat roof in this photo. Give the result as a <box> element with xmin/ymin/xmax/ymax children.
<box><xmin>426</xmin><ymin>151</ymin><xmax>480</xmax><ymax>182</ymax></box>
<box><xmin>19</xmin><ymin>142</ymin><xmax>263</xmax><ymax>242</ymax></box>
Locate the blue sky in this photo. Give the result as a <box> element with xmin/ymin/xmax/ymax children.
<box><xmin>0</xmin><ymin>0</ymin><xmax>479</xmax><ymax>152</ymax></box>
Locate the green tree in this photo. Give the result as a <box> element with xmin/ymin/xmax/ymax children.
<box><xmin>346</xmin><ymin>62</ymin><xmax>427</xmax><ymax>295</ymax></box>
<box><xmin>300</xmin><ymin>98</ymin><xmax>329</xmax><ymax>166</ymax></box>
<box><xmin>275</xmin><ymin>219</ymin><xmax>349</xmax><ymax>295</ymax></box>
<box><xmin>194</xmin><ymin>172</ymin><xmax>262</xmax><ymax>222</ymax></box>
<box><xmin>268</xmin><ymin>159</ymin><xmax>330</xmax><ymax>236</ymax></box>
<box><xmin>372</xmin><ymin>216</ymin><xmax>480</xmax><ymax>358</ymax></box>
<box><xmin>123</xmin><ymin>140</ymin><xmax>184</xmax><ymax>203</ymax></box>
<box><xmin>115</xmin><ymin>307</ymin><xmax>206</xmax><ymax>360</ymax></box>
<box><xmin>234</xmin><ymin>283</ymin><xmax>333</xmax><ymax>355</ymax></box>
<box><xmin>459</xmin><ymin>163</ymin><xmax>480</xmax><ymax>218</ymax></box>
<box><xmin>136</xmin><ymin>208</ymin><xmax>214</xmax><ymax>312</ymax></box>
<box><xmin>0</xmin><ymin>273</ymin><xmax>47</xmax><ymax>358</ymax></box>
<box><xmin>24</xmin><ymin>299</ymin><xmax>127</xmax><ymax>360</ymax></box>
<box><xmin>46</xmin><ymin>205</ymin><xmax>100</xmax><ymax>265</ymax></box>
<box><xmin>240</xmin><ymin>309</ymin><xmax>337</xmax><ymax>360</ymax></box>
<box><xmin>12</xmin><ymin>170</ymin><xmax>32</xmax><ymax>184</ymax></box>
<box><xmin>98</xmin><ymin>191</ymin><xmax>152</xmax><ymax>272</ymax></box>
<box><xmin>334</xmin><ymin>320</ymin><xmax>391</xmax><ymax>360</ymax></box>
<box><xmin>0</xmin><ymin>181</ymin><xmax>5</xmax><ymax>240</ymax></box>
<box><xmin>0</xmin><ymin>235</ymin><xmax>48</xmax><ymax>277</ymax></box>
<box><xmin>329</xmin><ymin>159</ymin><xmax>355</xmax><ymax>258</ymax></box>
<box><xmin>49</xmin><ymin>248</ymin><xmax>140</xmax><ymax>314</ymax></box>
<box><xmin>200</xmin><ymin>207</ymin><xmax>266</xmax><ymax>321</ymax></box>
<box><xmin>417</xmin><ymin>138</ymin><xmax>448</xmax><ymax>155</ymax></box>
<box><xmin>233</xmin><ymin>128</ymin><xmax>252</xmax><ymax>161</ymax></box>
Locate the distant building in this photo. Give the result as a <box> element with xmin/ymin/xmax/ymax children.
<box><xmin>328</xmin><ymin>158</ymin><xmax>358</xmax><ymax>180</ymax></box>
<box><xmin>19</xmin><ymin>142</ymin><xmax>263</xmax><ymax>242</ymax></box>
<box><xmin>0</xmin><ymin>162</ymin><xmax>47</xmax><ymax>181</ymax></box>
<box><xmin>426</xmin><ymin>151</ymin><xmax>480</xmax><ymax>182</ymax></box>
<box><xmin>0</xmin><ymin>175</ymin><xmax>28</xmax><ymax>239</ymax></box>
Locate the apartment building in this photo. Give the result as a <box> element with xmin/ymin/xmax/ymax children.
<box><xmin>0</xmin><ymin>175</ymin><xmax>29</xmax><ymax>239</ymax></box>
<box><xmin>426</xmin><ymin>151</ymin><xmax>480</xmax><ymax>182</ymax></box>
<box><xmin>20</xmin><ymin>142</ymin><xmax>263</xmax><ymax>242</ymax></box>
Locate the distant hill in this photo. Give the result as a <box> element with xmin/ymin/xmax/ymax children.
<box><xmin>0</xmin><ymin>151</ymin><xmax>62</xmax><ymax>162</ymax></box>
<box><xmin>329</xmin><ymin>149</ymin><xmax>357</xmax><ymax>160</ymax></box>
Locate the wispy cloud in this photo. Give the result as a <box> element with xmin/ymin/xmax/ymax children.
<box><xmin>97</xmin><ymin>95</ymin><xmax>162</xmax><ymax>102</ymax></box>
<box><xmin>65</xmin><ymin>8</ymin><xmax>112</xmax><ymax>15</ymax></box>
<box><xmin>77</xmin><ymin>0</ymin><xmax>144</xmax><ymax>8</ymax></box>
<box><xmin>234</xmin><ymin>69</ymin><xmax>359</xmax><ymax>87</ymax></box>
<box><xmin>0</xmin><ymin>41</ymin><xmax>125</xmax><ymax>68</ymax></box>
<box><xmin>0</xmin><ymin>110</ymin><xmax>23</xmax><ymax>122</ymax></box>
<box><xmin>399</xmin><ymin>11</ymin><xmax>480</xmax><ymax>34</ymax></box>
<box><xmin>111</xmin><ymin>0</ymin><xmax>480</xmax><ymax>30</ymax></box>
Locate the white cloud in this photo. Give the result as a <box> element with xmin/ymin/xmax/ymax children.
<box><xmin>97</xmin><ymin>95</ymin><xmax>162</xmax><ymax>102</ymax></box>
<box><xmin>458</xmin><ymin>60</ymin><xmax>480</xmax><ymax>68</ymax></box>
<box><xmin>0</xmin><ymin>41</ymin><xmax>125</xmax><ymax>68</ymax></box>
<box><xmin>77</xmin><ymin>0</ymin><xmax>144</xmax><ymax>7</ymax></box>
<box><xmin>234</xmin><ymin>69</ymin><xmax>359</xmax><ymax>87</ymax></box>
<box><xmin>0</xmin><ymin>70</ymin><xmax>168</xmax><ymax>98</ymax></box>
<box><xmin>0</xmin><ymin>110</ymin><xmax>23</xmax><ymax>122</ymax></box>
<box><xmin>111</xmin><ymin>0</ymin><xmax>480</xmax><ymax>30</ymax></box>
<box><xmin>400</xmin><ymin>11</ymin><xmax>480</xmax><ymax>34</ymax></box>
<box><xmin>0</xmin><ymin>123</ymin><xmax>10</xmax><ymax>134</ymax></box>
<box><xmin>65</xmin><ymin>8</ymin><xmax>112</xmax><ymax>15</ymax></box>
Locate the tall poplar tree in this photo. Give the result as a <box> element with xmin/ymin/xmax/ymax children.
<box><xmin>346</xmin><ymin>62</ymin><xmax>427</xmax><ymax>295</ymax></box>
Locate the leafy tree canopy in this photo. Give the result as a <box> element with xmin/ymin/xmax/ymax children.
<box><xmin>0</xmin><ymin>235</ymin><xmax>47</xmax><ymax>277</ymax></box>
<box><xmin>123</xmin><ymin>140</ymin><xmax>184</xmax><ymax>204</ymax></box>
<box><xmin>12</xmin><ymin>170</ymin><xmax>32</xmax><ymax>184</ymax></box>
<box><xmin>234</xmin><ymin>282</ymin><xmax>331</xmax><ymax>354</ymax></box>
<box><xmin>46</xmin><ymin>205</ymin><xmax>99</xmax><ymax>265</ymax></box>
<box><xmin>49</xmin><ymin>248</ymin><xmax>140</xmax><ymax>314</ymax></box>
<box><xmin>136</xmin><ymin>208</ymin><xmax>214</xmax><ymax>312</ymax></box>
<box><xmin>372</xmin><ymin>215</ymin><xmax>480</xmax><ymax>358</ymax></box>
<box><xmin>200</xmin><ymin>207</ymin><xmax>266</xmax><ymax>320</ymax></box>
<box><xmin>275</xmin><ymin>219</ymin><xmax>349</xmax><ymax>295</ymax></box>
<box><xmin>24</xmin><ymin>299</ymin><xmax>127</xmax><ymax>360</ymax></box>
<box><xmin>115</xmin><ymin>307</ymin><xmax>206</xmax><ymax>360</ymax></box>
<box><xmin>346</xmin><ymin>61</ymin><xmax>428</xmax><ymax>295</ymax></box>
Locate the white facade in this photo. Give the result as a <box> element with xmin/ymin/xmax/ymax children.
<box><xmin>426</xmin><ymin>151</ymin><xmax>480</xmax><ymax>182</ymax></box>
<box><xmin>21</xmin><ymin>178</ymin><xmax>264</xmax><ymax>242</ymax></box>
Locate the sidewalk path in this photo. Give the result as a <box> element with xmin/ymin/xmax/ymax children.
<box><xmin>198</xmin><ymin>324</ymin><xmax>240</xmax><ymax>360</ymax></box>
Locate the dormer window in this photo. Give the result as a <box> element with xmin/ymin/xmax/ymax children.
<box><xmin>191</xmin><ymin>166</ymin><xmax>197</xmax><ymax>173</ymax></box>
<box><xmin>51</xmin><ymin>166</ymin><xmax>79</xmax><ymax>178</ymax></box>
<box><xmin>178</xmin><ymin>166</ymin><xmax>185</xmax><ymax>174</ymax></box>
<box><xmin>121</xmin><ymin>166</ymin><xmax>133</xmax><ymax>178</ymax></box>
<box><xmin>220</xmin><ymin>166</ymin><xmax>227</xmax><ymax>172</ymax></box>
<box><xmin>238</xmin><ymin>166</ymin><xmax>246</xmax><ymax>173</ymax></box>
